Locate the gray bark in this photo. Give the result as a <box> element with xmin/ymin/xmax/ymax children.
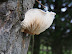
<box><xmin>0</xmin><ymin>0</ymin><xmax>35</xmax><ymax>54</ymax></box>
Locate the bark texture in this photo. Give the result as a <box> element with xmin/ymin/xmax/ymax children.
<box><xmin>0</xmin><ymin>0</ymin><xmax>35</xmax><ymax>54</ymax></box>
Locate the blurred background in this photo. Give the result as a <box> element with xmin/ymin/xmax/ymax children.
<box><xmin>28</xmin><ymin>0</ymin><xmax>72</xmax><ymax>54</ymax></box>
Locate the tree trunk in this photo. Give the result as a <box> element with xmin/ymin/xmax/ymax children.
<box><xmin>51</xmin><ymin>39</ymin><xmax>63</xmax><ymax>54</ymax></box>
<box><xmin>0</xmin><ymin>0</ymin><xmax>35</xmax><ymax>54</ymax></box>
<box><xmin>33</xmin><ymin>35</ymin><xmax>40</xmax><ymax>54</ymax></box>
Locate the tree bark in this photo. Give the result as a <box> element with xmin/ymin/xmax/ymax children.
<box><xmin>0</xmin><ymin>0</ymin><xmax>35</xmax><ymax>54</ymax></box>
<box><xmin>33</xmin><ymin>35</ymin><xmax>40</xmax><ymax>54</ymax></box>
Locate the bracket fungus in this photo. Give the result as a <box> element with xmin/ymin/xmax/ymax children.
<box><xmin>21</xmin><ymin>9</ymin><xmax>56</xmax><ymax>35</ymax></box>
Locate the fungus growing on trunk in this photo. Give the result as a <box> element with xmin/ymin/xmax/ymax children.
<box><xmin>21</xmin><ymin>9</ymin><xmax>56</xmax><ymax>35</ymax></box>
